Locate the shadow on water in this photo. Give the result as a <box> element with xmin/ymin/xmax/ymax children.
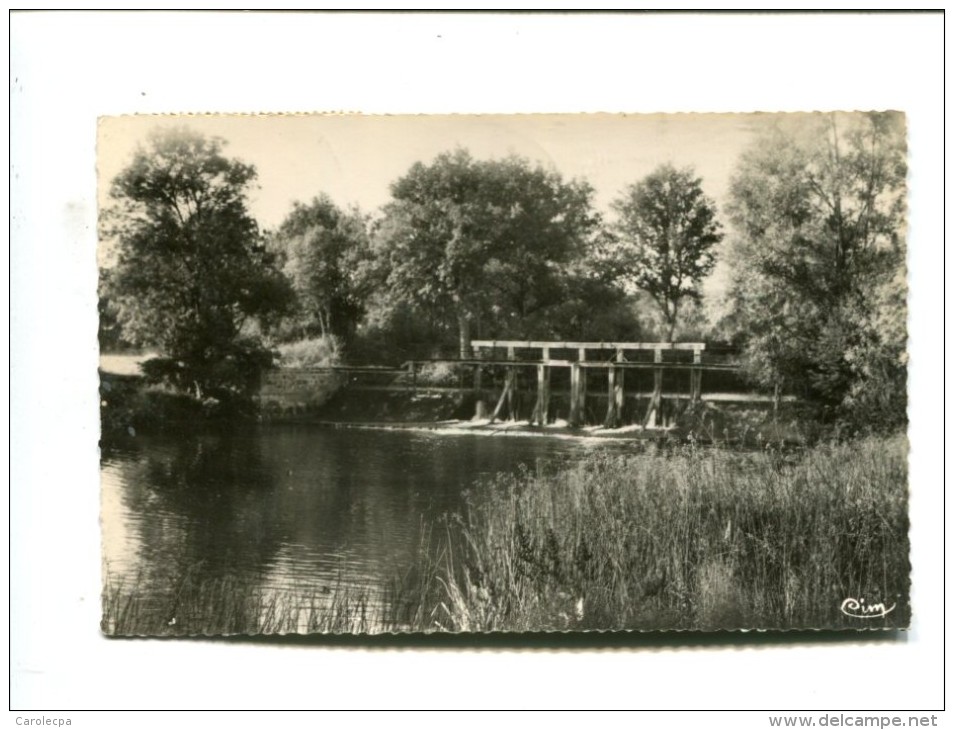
<box><xmin>102</xmin><ymin>425</ymin><xmax>909</xmax><ymax>637</ymax></box>
<box><xmin>102</xmin><ymin>424</ymin><xmax>602</xmax><ymax>634</ymax></box>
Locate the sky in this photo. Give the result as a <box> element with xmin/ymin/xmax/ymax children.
<box><xmin>97</xmin><ymin>112</ymin><xmax>802</xmax><ymax>301</ymax></box>
<box><xmin>98</xmin><ymin>112</ymin><xmax>783</xmax><ymax>230</ymax></box>
<box><xmin>97</xmin><ymin>109</ymin><xmax>788</xmax><ymax>300</ymax></box>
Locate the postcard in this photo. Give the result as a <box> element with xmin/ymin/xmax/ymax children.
<box><xmin>98</xmin><ymin>112</ymin><xmax>909</xmax><ymax>635</ymax></box>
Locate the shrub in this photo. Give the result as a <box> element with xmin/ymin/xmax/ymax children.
<box><xmin>277</xmin><ymin>335</ymin><xmax>341</xmax><ymax>368</ymax></box>
<box><xmin>414</xmin><ymin>361</ymin><xmax>458</xmax><ymax>386</ymax></box>
<box><xmin>139</xmin><ymin>336</ymin><xmax>277</xmax><ymax>402</ymax></box>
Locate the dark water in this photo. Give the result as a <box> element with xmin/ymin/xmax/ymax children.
<box><xmin>101</xmin><ymin>424</ymin><xmax>619</xmax><ymax>630</ymax></box>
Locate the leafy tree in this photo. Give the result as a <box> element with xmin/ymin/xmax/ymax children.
<box><xmin>518</xmin><ymin>275</ymin><xmax>649</xmax><ymax>342</ymax></box>
<box><xmin>724</xmin><ymin>112</ymin><xmax>907</xmax><ymax>429</ymax></box>
<box><xmin>97</xmin><ymin>268</ymin><xmax>134</xmax><ymax>352</ymax></box>
<box><xmin>377</xmin><ymin>149</ymin><xmax>599</xmax><ymax>357</ymax></box>
<box><xmin>611</xmin><ymin>164</ymin><xmax>722</xmax><ymax>341</ymax></box>
<box><xmin>271</xmin><ymin>195</ymin><xmax>372</xmax><ymax>344</ymax></box>
<box><xmin>102</xmin><ymin>127</ymin><xmax>293</xmax><ymax>398</ymax></box>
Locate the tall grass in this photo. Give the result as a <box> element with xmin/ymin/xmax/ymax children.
<box><xmin>437</xmin><ymin>435</ymin><xmax>909</xmax><ymax>631</ymax></box>
<box><xmin>101</xmin><ymin>568</ymin><xmax>444</xmax><ymax>636</ymax></box>
<box><xmin>103</xmin><ymin>436</ymin><xmax>909</xmax><ymax>635</ymax></box>
<box><xmin>102</xmin><ymin>526</ymin><xmax>447</xmax><ymax>636</ymax></box>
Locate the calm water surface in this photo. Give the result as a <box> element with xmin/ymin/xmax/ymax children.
<box><xmin>101</xmin><ymin>425</ymin><xmax>623</xmax><ymax>629</ymax></box>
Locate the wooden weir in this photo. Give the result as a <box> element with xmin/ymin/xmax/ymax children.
<box><xmin>445</xmin><ymin>340</ymin><xmax>735</xmax><ymax>429</ymax></box>
<box><xmin>298</xmin><ymin>341</ymin><xmax>739</xmax><ymax>429</ymax></box>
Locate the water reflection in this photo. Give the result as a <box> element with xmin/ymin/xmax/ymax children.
<box><xmin>102</xmin><ymin>425</ymin><xmax>601</xmax><ymax>632</ymax></box>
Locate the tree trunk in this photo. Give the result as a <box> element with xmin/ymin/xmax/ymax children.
<box><xmin>457</xmin><ymin>310</ymin><xmax>472</xmax><ymax>359</ymax></box>
<box><xmin>659</xmin><ymin>299</ymin><xmax>679</xmax><ymax>343</ymax></box>
<box><xmin>317</xmin><ymin>309</ymin><xmax>328</xmax><ymax>340</ymax></box>
<box><xmin>668</xmin><ymin>298</ymin><xmax>681</xmax><ymax>342</ymax></box>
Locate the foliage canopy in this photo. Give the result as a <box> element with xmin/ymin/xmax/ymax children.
<box><xmin>103</xmin><ymin>127</ymin><xmax>292</xmax><ymax>398</ymax></box>
<box><xmin>611</xmin><ymin>164</ymin><xmax>722</xmax><ymax>340</ymax></box>
<box><xmin>271</xmin><ymin>195</ymin><xmax>373</xmax><ymax>346</ymax></box>
<box><xmin>724</xmin><ymin>112</ymin><xmax>907</xmax><ymax>430</ymax></box>
<box><xmin>376</xmin><ymin>149</ymin><xmax>601</xmax><ymax>356</ymax></box>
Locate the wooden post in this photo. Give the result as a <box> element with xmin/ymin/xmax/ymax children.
<box><xmin>489</xmin><ymin>346</ymin><xmax>515</xmax><ymax>424</ymax></box>
<box><xmin>531</xmin><ymin>364</ymin><xmax>551</xmax><ymax>426</ymax></box>
<box><xmin>543</xmin><ymin>347</ymin><xmax>550</xmax><ymax>424</ymax></box>
<box><xmin>472</xmin><ymin>359</ymin><xmax>485</xmax><ymax>419</ymax></box>
<box><xmin>569</xmin><ymin>347</ymin><xmax>587</xmax><ymax>427</ymax></box>
<box><xmin>604</xmin><ymin>363</ymin><xmax>618</xmax><ymax>428</ymax></box>
<box><xmin>578</xmin><ymin>348</ymin><xmax>587</xmax><ymax>423</ymax></box>
<box><xmin>569</xmin><ymin>362</ymin><xmax>582</xmax><ymax>427</ymax></box>
<box><xmin>652</xmin><ymin>372</ymin><xmax>663</xmax><ymax>427</ymax></box>
<box><xmin>613</xmin><ymin>348</ymin><xmax>625</xmax><ymax>424</ymax></box>
<box><xmin>643</xmin><ymin>347</ymin><xmax>664</xmax><ymax>429</ymax></box>
<box><xmin>490</xmin><ymin>373</ymin><xmax>511</xmax><ymax>423</ymax></box>
<box><xmin>531</xmin><ymin>347</ymin><xmax>551</xmax><ymax>426</ymax></box>
<box><xmin>691</xmin><ymin>347</ymin><xmax>702</xmax><ymax>404</ymax></box>
<box><xmin>408</xmin><ymin>361</ymin><xmax>417</xmax><ymax>396</ymax></box>
<box><xmin>507</xmin><ymin>346</ymin><xmax>516</xmax><ymax>421</ymax></box>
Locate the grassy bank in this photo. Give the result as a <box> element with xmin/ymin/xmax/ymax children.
<box><xmin>102</xmin><ymin>574</ymin><xmax>389</xmax><ymax>636</ymax></box>
<box><xmin>102</xmin><ymin>564</ymin><xmax>442</xmax><ymax>636</ymax></box>
<box><xmin>438</xmin><ymin>435</ymin><xmax>909</xmax><ymax>631</ymax></box>
<box><xmin>103</xmin><ymin>435</ymin><xmax>909</xmax><ymax>635</ymax></box>
<box><xmin>99</xmin><ymin>372</ymin><xmax>256</xmax><ymax>443</ymax></box>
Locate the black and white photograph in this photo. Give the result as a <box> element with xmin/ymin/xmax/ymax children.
<box><xmin>12</xmin><ymin>10</ymin><xmax>943</xmax><ymax>718</ymax></box>
<box><xmin>98</xmin><ymin>111</ymin><xmax>911</xmax><ymax>636</ymax></box>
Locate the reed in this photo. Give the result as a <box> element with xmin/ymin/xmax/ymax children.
<box><xmin>102</xmin><ymin>435</ymin><xmax>909</xmax><ymax>635</ymax></box>
<box><xmin>437</xmin><ymin>435</ymin><xmax>909</xmax><ymax>631</ymax></box>
<box><xmin>102</xmin><ymin>571</ymin><xmax>412</xmax><ymax>636</ymax></box>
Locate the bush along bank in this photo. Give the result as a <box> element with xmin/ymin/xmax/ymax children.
<box><xmin>99</xmin><ymin>371</ymin><xmax>257</xmax><ymax>443</ymax></box>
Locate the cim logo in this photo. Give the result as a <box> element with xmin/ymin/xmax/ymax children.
<box><xmin>840</xmin><ymin>597</ymin><xmax>896</xmax><ymax>619</ymax></box>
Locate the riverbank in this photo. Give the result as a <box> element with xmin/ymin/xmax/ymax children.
<box><xmin>99</xmin><ymin>371</ymin><xmax>255</xmax><ymax>442</ymax></box>
<box><xmin>99</xmin><ymin>349</ymin><xmax>809</xmax><ymax>446</ymax></box>
<box><xmin>101</xmin><ymin>368</ymin><xmax>817</xmax><ymax>449</ymax></box>
<box><xmin>436</xmin><ymin>433</ymin><xmax>909</xmax><ymax>632</ymax></box>
<box><xmin>102</xmin><ymin>432</ymin><xmax>908</xmax><ymax>635</ymax></box>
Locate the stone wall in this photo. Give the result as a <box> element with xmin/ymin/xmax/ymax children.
<box><xmin>256</xmin><ymin>369</ymin><xmax>344</xmax><ymax>416</ymax></box>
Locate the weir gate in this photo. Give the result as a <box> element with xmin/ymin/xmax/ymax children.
<box><xmin>264</xmin><ymin>341</ymin><xmax>754</xmax><ymax>429</ymax></box>
<box><xmin>430</xmin><ymin>340</ymin><xmax>739</xmax><ymax>428</ymax></box>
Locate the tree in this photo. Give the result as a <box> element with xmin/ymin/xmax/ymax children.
<box><xmin>97</xmin><ymin>268</ymin><xmax>134</xmax><ymax>351</ymax></box>
<box><xmin>271</xmin><ymin>195</ymin><xmax>372</xmax><ymax>344</ymax></box>
<box><xmin>377</xmin><ymin>149</ymin><xmax>599</xmax><ymax>357</ymax></box>
<box><xmin>611</xmin><ymin>164</ymin><xmax>722</xmax><ymax>341</ymax></box>
<box><xmin>103</xmin><ymin>127</ymin><xmax>293</xmax><ymax>398</ymax></box>
<box><xmin>724</xmin><ymin>112</ymin><xmax>907</xmax><ymax>428</ymax></box>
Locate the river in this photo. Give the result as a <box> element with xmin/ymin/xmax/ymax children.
<box><xmin>101</xmin><ymin>424</ymin><xmax>626</xmax><ymax>633</ymax></box>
